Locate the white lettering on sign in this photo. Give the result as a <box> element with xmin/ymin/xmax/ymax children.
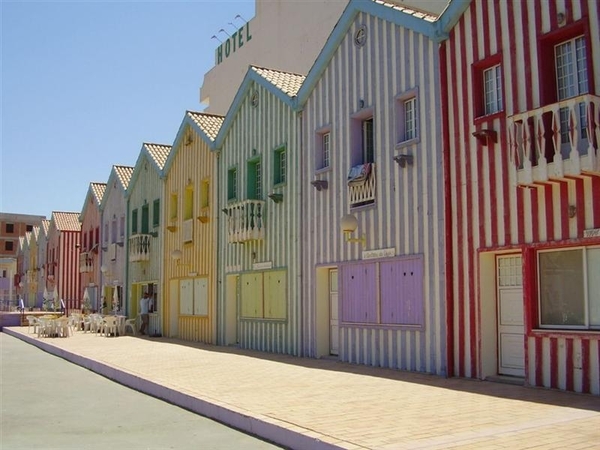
<box><xmin>584</xmin><ymin>228</ymin><xmax>600</xmax><ymax>238</ymax></box>
<box><xmin>253</xmin><ymin>261</ymin><xmax>273</xmax><ymax>270</ymax></box>
<box><xmin>362</xmin><ymin>248</ymin><xmax>395</xmax><ymax>260</ymax></box>
<box><xmin>226</xmin><ymin>265</ymin><xmax>242</xmax><ymax>273</ymax></box>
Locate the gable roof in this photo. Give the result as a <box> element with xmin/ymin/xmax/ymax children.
<box><xmin>33</xmin><ymin>225</ymin><xmax>40</xmax><ymax>241</ymax></box>
<box><xmin>214</xmin><ymin>65</ymin><xmax>306</xmax><ymax>149</ymax></box>
<box><xmin>99</xmin><ymin>165</ymin><xmax>134</xmax><ymax>210</ymax></box>
<box><xmin>126</xmin><ymin>143</ymin><xmax>172</xmax><ymax>198</ymax></box>
<box><xmin>163</xmin><ymin>111</ymin><xmax>225</xmax><ymax>175</ymax></box>
<box><xmin>41</xmin><ymin>219</ymin><xmax>50</xmax><ymax>237</ymax></box>
<box><xmin>51</xmin><ymin>211</ymin><xmax>81</xmax><ymax>232</ymax></box>
<box><xmin>296</xmin><ymin>0</ymin><xmax>457</xmax><ymax>106</ymax></box>
<box><xmin>79</xmin><ymin>181</ymin><xmax>107</xmax><ymax>222</ymax></box>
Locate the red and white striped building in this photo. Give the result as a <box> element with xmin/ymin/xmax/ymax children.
<box><xmin>46</xmin><ymin>211</ymin><xmax>81</xmax><ymax>311</ymax></box>
<box><xmin>441</xmin><ymin>0</ymin><xmax>600</xmax><ymax>394</ymax></box>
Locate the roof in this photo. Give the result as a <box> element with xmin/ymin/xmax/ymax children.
<box><xmin>143</xmin><ymin>143</ymin><xmax>171</xmax><ymax>170</ymax></box>
<box><xmin>51</xmin><ymin>211</ymin><xmax>81</xmax><ymax>232</ymax></box>
<box><xmin>41</xmin><ymin>219</ymin><xmax>50</xmax><ymax>236</ymax></box>
<box><xmin>213</xmin><ymin>65</ymin><xmax>306</xmax><ymax>148</ymax></box>
<box><xmin>251</xmin><ymin>66</ymin><xmax>306</xmax><ymax>98</ymax></box>
<box><xmin>33</xmin><ymin>225</ymin><xmax>40</xmax><ymax>240</ymax></box>
<box><xmin>373</xmin><ymin>0</ymin><xmax>438</xmax><ymax>22</ymax></box>
<box><xmin>186</xmin><ymin>111</ymin><xmax>225</xmax><ymax>142</ymax></box>
<box><xmin>113</xmin><ymin>165</ymin><xmax>134</xmax><ymax>190</ymax></box>
<box><xmin>90</xmin><ymin>182</ymin><xmax>107</xmax><ymax>205</ymax></box>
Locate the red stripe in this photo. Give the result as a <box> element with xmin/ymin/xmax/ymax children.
<box><xmin>505</xmin><ymin>1</ymin><xmax>517</xmax><ymax>245</ymax></box>
<box><xmin>473</xmin><ymin>0</ymin><xmax>486</xmax><ymax>248</ymax></box>
<box><xmin>593</xmin><ymin>175</ymin><xmax>600</xmax><ymax>228</ymax></box>
<box><xmin>454</xmin><ymin>22</ymin><xmax>466</xmax><ymax>377</ymax></box>
<box><xmin>565</xmin><ymin>338</ymin><xmax>574</xmax><ymax>391</ymax></box>
<box><xmin>440</xmin><ymin>40</ymin><xmax>455</xmax><ymax>378</ymax></box>
<box><xmin>550</xmin><ymin>337</ymin><xmax>558</xmax><ymax>389</ymax></box>
<box><xmin>581</xmin><ymin>339</ymin><xmax>590</xmax><ymax>393</ymax></box>
<box><xmin>535</xmin><ymin>335</ymin><xmax>544</xmax><ymax>387</ymax></box>
<box><xmin>575</xmin><ymin>177</ymin><xmax>584</xmax><ymax>237</ymax></box>
<box><xmin>521</xmin><ymin>1</ymin><xmax>533</xmax><ymax>111</ymax></box>
<box><xmin>560</xmin><ymin>181</ymin><xmax>570</xmax><ymax>240</ymax></box>
<box><xmin>548</xmin><ymin>0</ymin><xmax>558</xmax><ymax>29</ymax></box>
<box><xmin>545</xmin><ymin>184</ymin><xmax>555</xmax><ymax>240</ymax></box>
<box><xmin>481</xmin><ymin>0</ymin><xmax>490</xmax><ymax>57</ymax></box>
<box><xmin>517</xmin><ymin>188</ymin><xmax>525</xmax><ymax>243</ymax></box>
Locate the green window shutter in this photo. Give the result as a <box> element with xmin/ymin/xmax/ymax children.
<box><xmin>141</xmin><ymin>204</ymin><xmax>149</xmax><ymax>234</ymax></box>
<box><xmin>153</xmin><ymin>199</ymin><xmax>160</xmax><ymax>227</ymax></box>
<box><xmin>131</xmin><ymin>209</ymin><xmax>138</xmax><ymax>234</ymax></box>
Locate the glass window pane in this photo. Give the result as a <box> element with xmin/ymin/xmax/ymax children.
<box><xmin>588</xmin><ymin>248</ymin><xmax>600</xmax><ymax>327</ymax></box>
<box><xmin>539</xmin><ymin>249</ymin><xmax>585</xmax><ymax>326</ymax></box>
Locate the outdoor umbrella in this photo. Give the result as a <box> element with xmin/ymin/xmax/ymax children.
<box><xmin>82</xmin><ymin>288</ymin><xmax>91</xmax><ymax>312</ymax></box>
<box><xmin>113</xmin><ymin>286</ymin><xmax>119</xmax><ymax>312</ymax></box>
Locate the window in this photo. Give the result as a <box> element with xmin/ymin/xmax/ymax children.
<box><xmin>483</xmin><ymin>65</ymin><xmax>503</xmax><ymax>115</ymax></box>
<box><xmin>199</xmin><ymin>180</ymin><xmax>210</xmax><ymax>209</ymax></box>
<box><xmin>5</xmin><ymin>241</ymin><xmax>14</xmax><ymax>251</ymax></box>
<box><xmin>141</xmin><ymin>204</ymin><xmax>149</xmax><ymax>234</ymax></box>
<box><xmin>26</xmin><ymin>225</ymin><xmax>33</xmax><ymax>232</ymax></box>
<box><xmin>315</xmin><ymin>130</ymin><xmax>331</xmax><ymax>170</ymax></box>
<box><xmin>403</xmin><ymin>98</ymin><xmax>417</xmax><ymax>141</ymax></box>
<box><xmin>240</xmin><ymin>270</ymin><xmax>287</xmax><ymax>319</ymax></box>
<box><xmin>184</xmin><ymin>186</ymin><xmax>193</xmax><ymax>221</ymax></box>
<box><xmin>119</xmin><ymin>216</ymin><xmax>125</xmax><ymax>242</ymax></box>
<box><xmin>274</xmin><ymin>146</ymin><xmax>287</xmax><ymax>185</ymax></box>
<box><xmin>538</xmin><ymin>247</ymin><xmax>599</xmax><ymax>329</ymax></box>
<box><xmin>247</xmin><ymin>157</ymin><xmax>262</xmax><ymax>199</ymax></box>
<box><xmin>362</xmin><ymin>118</ymin><xmax>374</xmax><ymax>163</ymax></box>
<box><xmin>341</xmin><ymin>256</ymin><xmax>424</xmax><ymax>326</ymax></box>
<box><xmin>227</xmin><ymin>167</ymin><xmax>238</xmax><ymax>201</ymax></box>
<box><xmin>555</xmin><ymin>36</ymin><xmax>589</xmax><ymax>144</ymax></box>
<box><xmin>111</xmin><ymin>217</ymin><xmax>117</xmax><ymax>244</ymax></box>
<box><xmin>472</xmin><ymin>53</ymin><xmax>502</xmax><ymax>118</ymax></box>
<box><xmin>169</xmin><ymin>193</ymin><xmax>178</xmax><ymax>221</ymax></box>
<box><xmin>5</xmin><ymin>223</ymin><xmax>14</xmax><ymax>233</ymax></box>
<box><xmin>152</xmin><ymin>199</ymin><xmax>160</xmax><ymax>227</ymax></box>
<box><xmin>104</xmin><ymin>223</ymin><xmax>109</xmax><ymax>243</ymax></box>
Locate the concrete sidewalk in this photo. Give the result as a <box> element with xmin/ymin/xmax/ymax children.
<box><xmin>4</xmin><ymin>326</ymin><xmax>600</xmax><ymax>450</ymax></box>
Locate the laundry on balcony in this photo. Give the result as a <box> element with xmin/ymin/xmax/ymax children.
<box><xmin>347</xmin><ymin>163</ymin><xmax>372</xmax><ymax>185</ymax></box>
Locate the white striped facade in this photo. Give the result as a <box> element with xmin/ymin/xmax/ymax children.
<box><xmin>300</xmin><ymin>9</ymin><xmax>446</xmax><ymax>375</ymax></box>
<box><xmin>216</xmin><ymin>76</ymin><xmax>302</xmax><ymax>355</ymax></box>
<box><xmin>441</xmin><ymin>0</ymin><xmax>600</xmax><ymax>394</ymax></box>
<box><xmin>47</xmin><ymin>213</ymin><xmax>81</xmax><ymax>308</ymax></box>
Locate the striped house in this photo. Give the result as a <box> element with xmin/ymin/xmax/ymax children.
<box><xmin>46</xmin><ymin>211</ymin><xmax>81</xmax><ymax>311</ymax></box>
<box><xmin>38</xmin><ymin>219</ymin><xmax>50</xmax><ymax>308</ymax></box>
<box><xmin>31</xmin><ymin>225</ymin><xmax>43</xmax><ymax>308</ymax></box>
<box><xmin>214</xmin><ymin>66</ymin><xmax>305</xmax><ymax>354</ymax></box>
<box><xmin>162</xmin><ymin>111</ymin><xmax>224</xmax><ymax>343</ymax></box>
<box><xmin>126</xmin><ymin>142</ymin><xmax>171</xmax><ymax>335</ymax></box>
<box><xmin>440</xmin><ymin>0</ymin><xmax>600</xmax><ymax>394</ymax></box>
<box><xmin>296</xmin><ymin>0</ymin><xmax>448</xmax><ymax>374</ymax></box>
<box><xmin>99</xmin><ymin>165</ymin><xmax>134</xmax><ymax>315</ymax></box>
<box><xmin>78</xmin><ymin>182</ymin><xmax>106</xmax><ymax>313</ymax></box>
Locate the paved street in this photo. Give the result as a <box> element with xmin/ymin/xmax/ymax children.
<box><xmin>3</xmin><ymin>326</ymin><xmax>600</xmax><ymax>450</ymax></box>
<box><xmin>1</xmin><ymin>333</ymin><xmax>281</xmax><ymax>450</ymax></box>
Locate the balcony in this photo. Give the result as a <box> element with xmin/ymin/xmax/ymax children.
<box><xmin>507</xmin><ymin>94</ymin><xmax>599</xmax><ymax>185</ymax></box>
<box><xmin>348</xmin><ymin>163</ymin><xmax>376</xmax><ymax>208</ymax></box>
<box><xmin>129</xmin><ymin>234</ymin><xmax>151</xmax><ymax>262</ymax></box>
<box><xmin>223</xmin><ymin>199</ymin><xmax>265</xmax><ymax>243</ymax></box>
<box><xmin>79</xmin><ymin>252</ymin><xmax>93</xmax><ymax>273</ymax></box>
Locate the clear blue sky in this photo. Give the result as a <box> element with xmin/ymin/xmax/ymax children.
<box><xmin>1</xmin><ymin>0</ymin><xmax>255</xmax><ymax>219</ymax></box>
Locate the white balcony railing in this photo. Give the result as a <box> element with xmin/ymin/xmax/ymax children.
<box><xmin>183</xmin><ymin>219</ymin><xmax>194</xmax><ymax>243</ymax></box>
<box><xmin>79</xmin><ymin>252</ymin><xmax>93</xmax><ymax>273</ymax></box>
<box><xmin>129</xmin><ymin>234</ymin><xmax>151</xmax><ymax>262</ymax></box>
<box><xmin>507</xmin><ymin>94</ymin><xmax>600</xmax><ymax>185</ymax></box>
<box><xmin>348</xmin><ymin>163</ymin><xmax>376</xmax><ymax>208</ymax></box>
<box><xmin>224</xmin><ymin>199</ymin><xmax>265</xmax><ymax>243</ymax></box>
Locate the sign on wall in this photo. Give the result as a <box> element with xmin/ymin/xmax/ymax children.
<box><xmin>215</xmin><ymin>22</ymin><xmax>252</xmax><ymax>65</ymax></box>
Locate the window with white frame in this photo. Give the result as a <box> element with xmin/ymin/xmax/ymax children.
<box><xmin>362</xmin><ymin>118</ymin><xmax>374</xmax><ymax>163</ymax></box>
<box><xmin>483</xmin><ymin>64</ymin><xmax>503</xmax><ymax>115</ymax></box>
<box><xmin>538</xmin><ymin>246</ymin><xmax>599</xmax><ymax>329</ymax></box>
<box><xmin>227</xmin><ymin>167</ymin><xmax>238</xmax><ymax>201</ymax></box>
<box><xmin>403</xmin><ymin>98</ymin><xmax>417</xmax><ymax>141</ymax></box>
<box><xmin>273</xmin><ymin>146</ymin><xmax>287</xmax><ymax>185</ymax></box>
<box><xmin>555</xmin><ymin>36</ymin><xmax>589</xmax><ymax>144</ymax></box>
<box><xmin>315</xmin><ymin>129</ymin><xmax>332</xmax><ymax>171</ymax></box>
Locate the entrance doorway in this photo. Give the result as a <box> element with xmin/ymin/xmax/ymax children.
<box><xmin>496</xmin><ymin>255</ymin><xmax>525</xmax><ymax>377</ymax></box>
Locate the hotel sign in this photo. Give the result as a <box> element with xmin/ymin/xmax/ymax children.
<box><xmin>216</xmin><ymin>22</ymin><xmax>252</xmax><ymax>65</ymax></box>
<box><xmin>584</xmin><ymin>228</ymin><xmax>600</xmax><ymax>238</ymax></box>
<box><xmin>362</xmin><ymin>248</ymin><xmax>395</xmax><ymax>260</ymax></box>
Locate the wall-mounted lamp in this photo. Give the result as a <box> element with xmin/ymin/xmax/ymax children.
<box><xmin>340</xmin><ymin>214</ymin><xmax>366</xmax><ymax>246</ymax></box>
<box><xmin>310</xmin><ymin>180</ymin><xmax>329</xmax><ymax>191</ymax></box>
<box><xmin>149</xmin><ymin>231</ymin><xmax>159</xmax><ymax>238</ymax></box>
<box><xmin>568</xmin><ymin>205</ymin><xmax>577</xmax><ymax>218</ymax></box>
<box><xmin>268</xmin><ymin>193</ymin><xmax>284</xmax><ymax>203</ymax></box>
<box><xmin>171</xmin><ymin>249</ymin><xmax>192</xmax><ymax>269</ymax></box>
<box><xmin>221</xmin><ymin>208</ymin><xmax>230</xmax><ymax>215</ymax></box>
<box><xmin>393</xmin><ymin>154</ymin><xmax>414</xmax><ymax>168</ymax></box>
<box><xmin>472</xmin><ymin>128</ymin><xmax>497</xmax><ymax>146</ymax></box>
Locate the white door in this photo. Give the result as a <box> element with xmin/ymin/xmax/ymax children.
<box><xmin>329</xmin><ymin>269</ymin><xmax>339</xmax><ymax>356</ymax></box>
<box><xmin>169</xmin><ymin>279</ymin><xmax>179</xmax><ymax>338</ymax></box>
<box><xmin>497</xmin><ymin>255</ymin><xmax>525</xmax><ymax>377</ymax></box>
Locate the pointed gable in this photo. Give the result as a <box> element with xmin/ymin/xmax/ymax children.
<box><xmin>52</xmin><ymin>212</ymin><xmax>81</xmax><ymax>232</ymax></box>
<box><xmin>251</xmin><ymin>66</ymin><xmax>306</xmax><ymax>97</ymax></box>
<box><xmin>144</xmin><ymin>143</ymin><xmax>171</xmax><ymax>171</ymax></box>
<box><xmin>187</xmin><ymin>111</ymin><xmax>225</xmax><ymax>142</ymax></box>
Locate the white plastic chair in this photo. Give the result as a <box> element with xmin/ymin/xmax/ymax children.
<box><xmin>26</xmin><ymin>315</ymin><xmax>38</xmax><ymax>334</ymax></box>
<box><xmin>102</xmin><ymin>316</ymin><xmax>119</xmax><ymax>337</ymax></box>
<box><xmin>124</xmin><ymin>317</ymin><xmax>137</xmax><ymax>335</ymax></box>
<box><xmin>55</xmin><ymin>317</ymin><xmax>71</xmax><ymax>338</ymax></box>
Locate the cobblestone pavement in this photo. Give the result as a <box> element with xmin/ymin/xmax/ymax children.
<box><xmin>4</xmin><ymin>326</ymin><xmax>600</xmax><ymax>450</ymax></box>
